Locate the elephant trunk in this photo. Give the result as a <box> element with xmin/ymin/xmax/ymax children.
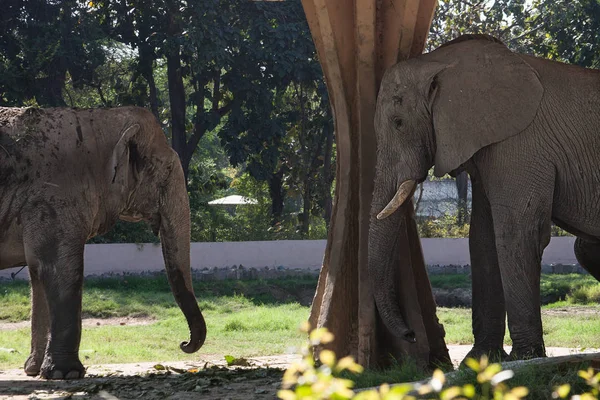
<box><xmin>159</xmin><ymin>158</ymin><xmax>206</xmax><ymax>353</ymax></box>
<box><xmin>368</xmin><ymin>173</ymin><xmax>416</xmax><ymax>342</ymax></box>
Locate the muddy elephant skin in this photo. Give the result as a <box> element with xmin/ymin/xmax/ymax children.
<box><xmin>0</xmin><ymin>106</ymin><xmax>206</xmax><ymax>379</ymax></box>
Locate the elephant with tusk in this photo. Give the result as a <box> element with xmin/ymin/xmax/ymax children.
<box><xmin>0</xmin><ymin>106</ymin><xmax>206</xmax><ymax>379</ymax></box>
<box><xmin>369</xmin><ymin>33</ymin><xmax>600</xmax><ymax>362</ymax></box>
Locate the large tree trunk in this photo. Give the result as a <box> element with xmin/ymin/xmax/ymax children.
<box><xmin>456</xmin><ymin>171</ymin><xmax>469</xmax><ymax>225</ymax></box>
<box><xmin>166</xmin><ymin>50</ymin><xmax>189</xmax><ymax>181</ymax></box>
<box><xmin>139</xmin><ymin>45</ymin><xmax>160</xmax><ymax>120</ymax></box>
<box><xmin>302</xmin><ymin>0</ymin><xmax>449</xmax><ymax>368</ymax></box>
<box><xmin>301</xmin><ymin>183</ymin><xmax>311</xmax><ymax>237</ymax></box>
<box><xmin>322</xmin><ymin>123</ymin><xmax>334</xmax><ymax>229</ymax></box>
<box><xmin>166</xmin><ymin>2</ymin><xmax>190</xmax><ymax>182</ymax></box>
<box><xmin>268</xmin><ymin>169</ymin><xmax>286</xmax><ymax>226</ymax></box>
<box><xmin>37</xmin><ymin>63</ymin><xmax>67</xmax><ymax>107</ymax></box>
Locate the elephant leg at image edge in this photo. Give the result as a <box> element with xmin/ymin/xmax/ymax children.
<box><xmin>462</xmin><ymin>173</ymin><xmax>508</xmax><ymax>364</ymax></box>
<box><xmin>24</xmin><ymin>265</ymin><xmax>50</xmax><ymax>376</ymax></box>
<box><xmin>489</xmin><ymin>186</ymin><xmax>553</xmax><ymax>360</ymax></box>
<box><xmin>25</xmin><ymin>229</ymin><xmax>87</xmax><ymax>379</ymax></box>
<box><xmin>574</xmin><ymin>237</ymin><xmax>600</xmax><ymax>281</ymax></box>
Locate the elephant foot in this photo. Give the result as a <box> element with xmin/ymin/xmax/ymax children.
<box><xmin>24</xmin><ymin>353</ymin><xmax>44</xmax><ymax>376</ymax></box>
<box><xmin>460</xmin><ymin>346</ymin><xmax>509</xmax><ymax>368</ymax></box>
<box><xmin>429</xmin><ymin>353</ymin><xmax>453</xmax><ymax>370</ymax></box>
<box><xmin>40</xmin><ymin>355</ymin><xmax>85</xmax><ymax>380</ymax></box>
<box><xmin>508</xmin><ymin>344</ymin><xmax>546</xmax><ymax>361</ymax></box>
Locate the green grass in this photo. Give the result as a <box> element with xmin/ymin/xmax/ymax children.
<box><xmin>348</xmin><ymin>359</ymin><xmax>432</xmax><ymax>389</ymax></box>
<box><xmin>437</xmin><ymin>305</ymin><xmax>600</xmax><ymax>347</ymax></box>
<box><xmin>0</xmin><ymin>298</ymin><xmax>308</xmax><ymax>369</ymax></box>
<box><xmin>0</xmin><ymin>274</ymin><xmax>318</xmax><ymax>322</ymax></box>
<box><xmin>0</xmin><ymin>275</ymin><xmax>317</xmax><ymax>369</ymax></box>
<box><xmin>0</xmin><ymin>273</ymin><xmax>599</xmax><ymax>371</ymax></box>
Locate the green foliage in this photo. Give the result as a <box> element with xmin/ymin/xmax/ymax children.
<box><xmin>418</xmin><ymin>215</ymin><xmax>471</xmax><ymax>238</ymax></box>
<box><xmin>88</xmin><ymin>221</ymin><xmax>160</xmax><ymax>244</ymax></box>
<box><xmin>279</xmin><ymin>327</ymin><xmax>532</xmax><ymax>400</ymax></box>
<box><xmin>0</xmin><ymin>0</ymin><xmax>106</xmax><ymax>106</ymax></box>
<box><xmin>280</xmin><ymin>327</ymin><xmax>600</xmax><ymax>400</ymax></box>
<box><xmin>567</xmin><ymin>285</ymin><xmax>600</xmax><ymax>304</ymax></box>
<box><xmin>540</xmin><ymin>273</ymin><xmax>600</xmax><ymax>303</ymax></box>
<box><xmin>3</xmin><ymin>0</ymin><xmax>600</xmax><ymax>242</ymax></box>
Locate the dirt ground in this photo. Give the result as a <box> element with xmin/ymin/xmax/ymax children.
<box><xmin>1</xmin><ymin>310</ymin><xmax>599</xmax><ymax>400</ymax></box>
<box><xmin>2</xmin><ymin>345</ymin><xmax>599</xmax><ymax>400</ymax></box>
<box><xmin>0</xmin><ymin>354</ymin><xmax>295</xmax><ymax>400</ymax></box>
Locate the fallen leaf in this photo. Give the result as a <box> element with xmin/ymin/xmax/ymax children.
<box><xmin>224</xmin><ymin>355</ymin><xmax>251</xmax><ymax>367</ymax></box>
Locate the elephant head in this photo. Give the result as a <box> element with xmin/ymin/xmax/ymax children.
<box><xmin>109</xmin><ymin>107</ymin><xmax>206</xmax><ymax>353</ymax></box>
<box><xmin>369</xmin><ymin>35</ymin><xmax>543</xmax><ymax>341</ymax></box>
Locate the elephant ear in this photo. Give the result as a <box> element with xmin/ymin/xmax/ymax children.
<box><xmin>110</xmin><ymin>123</ymin><xmax>141</xmax><ymax>190</ymax></box>
<box><xmin>425</xmin><ymin>38</ymin><xmax>543</xmax><ymax>177</ymax></box>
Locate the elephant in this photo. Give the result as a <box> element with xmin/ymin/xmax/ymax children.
<box><xmin>369</xmin><ymin>33</ymin><xmax>600</xmax><ymax>362</ymax></box>
<box><xmin>0</xmin><ymin>106</ymin><xmax>206</xmax><ymax>379</ymax></box>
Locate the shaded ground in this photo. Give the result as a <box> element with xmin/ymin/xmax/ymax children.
<box><xmin>0</xmin><ymin>355</ymin><xmax>293</xmax><ymax>400</ymax></box>
<box><xmin>2</xmin><ymin>347</ymin><xmax>599</xmax><ymax>399</ymax></box>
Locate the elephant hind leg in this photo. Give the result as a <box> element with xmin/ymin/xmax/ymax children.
<box><xmin>574</xmin><ymin>237</ymin><xmax>600</xmax><ymax>281</ymax></box>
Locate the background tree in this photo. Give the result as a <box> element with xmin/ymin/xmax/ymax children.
<box><xmin>0</xmin><ymin>0</ymin><xmax>105</xmax><ymax>106</ymax></box>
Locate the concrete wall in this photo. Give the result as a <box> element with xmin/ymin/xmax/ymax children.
<box><xmin>0</xmin><ymin>237</ymin><xmax>579</xmax><ymax>279</ymax></box>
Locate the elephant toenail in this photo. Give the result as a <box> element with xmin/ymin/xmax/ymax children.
<box><xmin>65</xmin><ymin>370</ymin><xmax>82</xmax><ymax>379</ymax></box>
<box><xmin>51</xmin><ymin>370</ymin><xmax>64</xmax><ymax>380</ymax></box>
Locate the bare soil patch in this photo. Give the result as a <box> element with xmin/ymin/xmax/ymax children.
<box><xmin>542</xmin><ymin>306</ymin><xmax>600</xmax><ymax>316</ymax></box>
<box><xmin>0</xmin><ymin>317</ymin><xmax>156</xmax><ymax>331</ymax></box>
<box><xmin>2</xmin><ymin>347</ymin><xmax>599</xmax><ymax>399</ymax></box>
<box><xmin>0</xmin><ymin>355</ymin><xmax>298</xmax><ymax>399</ymax></box>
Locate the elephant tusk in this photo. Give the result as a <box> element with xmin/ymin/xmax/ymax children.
<box><xmin>377</xmin><ymin>180</ymin><xmax>416</xmax><ymax>220</ymax></box>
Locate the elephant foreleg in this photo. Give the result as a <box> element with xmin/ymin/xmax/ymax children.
<box><xmin>490</xmin><ymin>193</ymin><xmax>553</xmax><ymax>360</ymax></box>
<box><xmin>463</xmin><ymin>173</ymin><xmax>508</xmax><ymax>363</ymax></box>
<box><xmin>574</xmin><ymin>237</ymin><xmax>600</xmax><ymax>281</ymax></box>
<box><xmin>24</xmin><ymin>228</ymin><xmax>86</xmax><ymax>380</ymax></box>
<box><xmin>24</xmin><ymin>264</ymin><xmax>50</xmax><ymax>376</ymax></box>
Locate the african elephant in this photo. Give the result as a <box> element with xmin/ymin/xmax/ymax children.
<box><xmin>0</xmin><ymin>106</ymin><xmax>206</xmax><ymax>379</ymax></box>
<box><xmin>369</xmin><ymin>34</ymin><xmax>600</xmax><ymax>362</ymax></box>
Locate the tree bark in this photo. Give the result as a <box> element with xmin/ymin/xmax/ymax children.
<box><xmin>268</xmin><ymin>169</ymin><xmax>286</xmax><ymax>227</ymax></box>
<box><xmin>166</xmin><ymin>50</ymin><xmax>189</xmax><ymax>180</ymax></box>
<box><xmin>301</xmin><ymin>183</ymin><xmax>311</xmax><ymax>237</ymax></box>
<box><xmin>36</xmin><ymin>58</ymin><xmax>67</xmax><ymax>107</ymax></box>
<box><xmin>139</xmin><ymin>45</ymin><xmax>160</xmax><ymax>120</ymax></box>
<box><xmin>302</xmin><ymin>0</ymin><xmax>448</xmax><ymax>368</ymax></box>
<box><xmin>456</xmin><ymin>171</ymin><xmax>469</xmax><ymax>225</ymax></box>
<box><xmin>322</xmin><ymin>122</ymin><xmax>334</xmax><ymax>230</ymax></box>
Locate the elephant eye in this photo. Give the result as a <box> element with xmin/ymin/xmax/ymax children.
<box><xmin>392</xmin><ymin>95</ymin><xmax>403</xmax><ymax>105</ymax></box>
<box><xmin>394</xmin><ymin>117</ymin><xmax>403</xmax><ymax>129</ymax></box>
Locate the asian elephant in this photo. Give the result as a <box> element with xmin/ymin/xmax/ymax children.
<box><xmin>0</xmin><ymin>106</ymin><xmax>206</xmax><ymax>379</ymax></box>
<box><xmin>369</xmin><ymin>34</ymin><xmax>600</xmax><ymax>362</ymax></box>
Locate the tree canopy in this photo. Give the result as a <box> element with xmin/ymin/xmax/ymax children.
<box><xmin>0</xmin><ymin>0</ymin><xmax>597</xmax><ymax>242</ymax></box>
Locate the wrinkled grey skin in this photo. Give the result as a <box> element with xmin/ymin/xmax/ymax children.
<box><xmin>369</xmin><ymin>34</ymin><xmax>600</xmax><ymax>362</ymax></box>
<box><xmin>0</xmin><ymin>106</ymin><xmax>206</xmax><ymax>379</ymax></box>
